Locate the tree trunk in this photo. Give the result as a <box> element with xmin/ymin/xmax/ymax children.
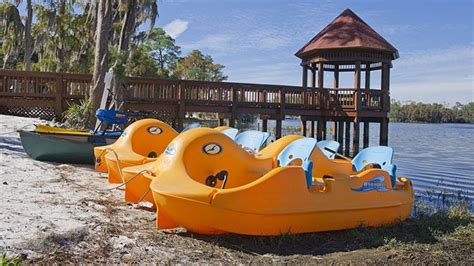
<box><xmin>146</xmin><ymin>1</ymin><xmax>158</xmax><ymax>37</ymax></box>
<box><xmin>113</xmin><ymin>0</ymin><xmax>136</xmax><ymax>111</ymax></box>
<box><xmin>112</xmin><ymin>0</ymin><xmax>137</xmax><ymax>110</ymax></box>
<box><xmin>89</xmin><ymin>0</ymin><xmax>113</xmax><ymax>127</ymax></box>
<box><xmin>23</xmin><ymin>0</ymin><xmax>33</xmax><ymax>71</ymax></box>
<box><xmin>3</xmin><ymin>50</ymin><xmax>10</xmax><ymax>69</ymax></box>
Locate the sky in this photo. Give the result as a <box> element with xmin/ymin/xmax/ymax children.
<box><xmin>157</xmin><ymin>0</ymin><xmax>474</xmax><ymax>104</ymax></box>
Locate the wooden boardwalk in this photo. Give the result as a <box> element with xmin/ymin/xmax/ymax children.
<box><xmin>0</xmin><ymin>69</ymin><xmax>389</xmax><ymax>155</ymax></box>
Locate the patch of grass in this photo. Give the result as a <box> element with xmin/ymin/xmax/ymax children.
<box><xmin>187</xmin><ymin>202</ymin><xmax>472</xmax><ymax>263</ymax></box>
<box><xmin>1</xmin><ymin>253</ymin><xmax>23</xmax><ymax>266</ymax></box>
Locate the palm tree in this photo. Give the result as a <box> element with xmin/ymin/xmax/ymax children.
<box><xmin>0</xmin><ymin>1</ymin><xmax>24</xmax><ymax>69</ymax></box>
<box><xmin>89</xmin><ymin>0</ymin><xmax>113</xmax><ymax>126</ymax></box>
<box><xmin>23</xmin><ymin>0</ymin><xmax>33</xmax><ymax>70</ymax></box>
<box><xmin>111</xmin><ymin>0</ymin><xmax>158</xmax><ymax>109</ymax></box>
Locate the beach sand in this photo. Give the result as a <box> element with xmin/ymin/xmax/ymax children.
<box><xmin>0</xmin><ymin>115</ymin><xmax>217</xmax><ymax>263</ymax></box>
<box><xmin>0</xmin><ymin>114</ymin><xmax>471</xmax><ymax>264</ymax></box>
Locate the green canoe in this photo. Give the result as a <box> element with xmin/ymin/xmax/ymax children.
<box><xmin>19</xmin><ymin>130</ymin><xmax>118</xmax><ymax>164</ymax></box>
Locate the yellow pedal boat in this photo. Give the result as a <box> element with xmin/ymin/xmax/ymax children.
<box><xmin>93</xmin><ymin>119</ymin><xmax>179</xmax><ymax>183</ymax></box>
<box><xmin>121</xmin><ymin>134</ymin><xmax>303</xmax><ymax>205</ymax></box>
<box><xmin>95</xmin><ymin>118</ymin><xmax>238</xmax><ymax>184</ymax></box>
<box><xmin>147</xmin><ymin>128</ymin><xmax>414</xmax><ymax>236</ymax></box>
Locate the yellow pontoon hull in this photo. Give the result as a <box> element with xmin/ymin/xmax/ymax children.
<box><xmin>148</xmin><ymin>128</ymin><xmax>414</xmax><ymax>236</ymax></box>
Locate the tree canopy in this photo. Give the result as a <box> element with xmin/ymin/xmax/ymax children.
<box><xmin>390</xmin><ymin>100</ymin><xmax>474</xmax><ymax>123</ymax></box>
<box><xmin>0</xmin><ymin>0</ymin><xmax>227</xmax><ymax>82</ymax></box>
<box><xmin>174</xmin><ymin>50</ymin><xmax>228</xmax><ymax>81</ymax></box>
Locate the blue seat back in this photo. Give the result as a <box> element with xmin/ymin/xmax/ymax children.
<box><xmin>316</xmin><ymin>140</ymin><xmax>340</xmax><ymax>159</ymax></box>
<box><xmin>221</xmin><ymin>128</ymin><xmax>238</xmax><ymax>140</ymax></box>
<box><xmin>277</xmin><ymin>137</ymin><xmax>317</xmax><ymax>166</ymax></box>
<box><xmin>234</xmin><ymin>130</ymin><xmax>270</xmax><ymax>152</ymax></box>
<box><xmin>352</xmin><ymin>146</ymin><xmax>397</xmax><ymax>186</ymax></box>
<box><xmin>302</xmin><ymin>160</ymin><xmax>314</xmax><ymax>188</ymax></box>
<box><xmin>181</xmin><ymin>123</ymin><xmax>201</xmax><ymax>132</ymax></box>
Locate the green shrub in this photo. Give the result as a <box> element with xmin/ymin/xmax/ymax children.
<box><xmin>62</xmin><ymin>99</ymin><xmax>92</xmax><ymax>130</ymax></box>
<box><xmin>1</xmin><ymin>253</ymin><xmax>22</xmax><ymax>266</ymax></box>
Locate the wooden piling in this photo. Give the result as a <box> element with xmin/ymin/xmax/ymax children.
<box><xmin>332</xmin><ymin>121</ymin><xmax>338</xmax><ymax>141</ymax></box>
<box><xmin>276</xmin><ymin>119</ymin><xmax>282</xmax><ymax>139</ymax></box>
<box><xmin>322</xmin><ymin>119</ymin><xmax>327</xmax><ymax>139</ymax></box>
<box><xmin>301</xmin><ymin>119</ymin><xmax>307</xmax><ymax>136</ymax></box>
<box><xmin>337</xmin><ymin>120</ymin><xmax>344</xmax><ymax>152</ymax></box>
<box><xmin>262</xmin><ymin>119</ymin><xmax>268</xmax><ymax>132</ymax></box>
<box><xmin>344</xmin><ymin>121</ymin><xmax>351</xmax><ymax>156</ymax></box>
<box><xmin>363</xmin><ymin>121</ymin><xmax>369</xmax><ymax>148</ymax></box>
<box><xmin>352</xmin><ymin>119</ymin><xmax>360</xmax><ymax>155</ymax></box>
<box><xmin>316</xmin><ymin>119</ymin><xmax>323</xmax><ymax>141</ymax></box>
<box><xmin>380</xmin><ymin>118</ymin><xmax>389</xmax><ymax>146</ymax></box>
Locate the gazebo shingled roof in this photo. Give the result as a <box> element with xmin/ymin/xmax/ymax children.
<box><xmin>295</xmin><ymin>9</ymin><xmax>398</xmax><ymax>60</ymax></box>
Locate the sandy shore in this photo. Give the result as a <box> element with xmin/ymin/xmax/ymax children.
<box><xmin>0</xmin><ymin>114</ymin><xmax>471</xmax><ymax>264</ymax></box>
<box><xmin>0</xmin><ymin>115</ymin><xmax>203</xmax><ymax>262</ymax></box>
<box><xmin>0</xmin><ymin>115</ymin><xmax>276</xmax><ymax>263</ymax></box>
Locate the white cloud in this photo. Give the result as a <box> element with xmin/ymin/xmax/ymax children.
<box><xmin>163</xmin><ymin>19</ymin><xmax>189</xmax><ymax>39</ymax></box>
<box><xmin>181</xmin><ymin>32</ymin><xmax>291</xmax><ymax>55</ymax></box>
<box><xmin>391</xmin><ymin>45</ymin><xmax>474</xmax><ymax>103</ymax></box>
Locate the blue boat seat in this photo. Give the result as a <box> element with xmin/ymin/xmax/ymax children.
<box><xmin>277</xmin><ymin>137</ymin><xmax>317</xmax><ymax>189</ymax></box>
<box><xmin>316</xmin><ymin>140</ymin><xmax>340</xmax><ymax>159</ymax></box>
<box><xmin>352</xmin><ymin>146</ymin><xmax>397</xmax><ymax>186</ymax></box>
<box><xmin>181</xmin><ymin>123</ymin><xmax>201</xmax><ymax>132</ymax></box>
<box><xmin>277</xmin><ymin>137</ymin><xmax>317</xmax><ymax>166</ymax></box>
<box><xmin>234</xmin><ymin>130</ymin><xmax>270</xmax><ymax>152</ymax></box>
<box><xmin>221</xmin><ymin>128</ymin><xmax>239</xmax><ymax>140</ymax></box>
<box><xmin>302</xmin><ymin>160</ymin><xmax>314</xmax><ymax>188</ymax></box>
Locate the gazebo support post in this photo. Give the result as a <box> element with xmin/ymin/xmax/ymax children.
<box><xmin>363</xmin><ymin>121</ymin><xmax>370</xmax><ymax>148</ymax></box>
<box><xmin>344</xmin><ymin>121</ymin><xmax>350</xmax><ymax>156</ymax></box>
<box><xmin>337</xmin><ymin>120</ymin><xmax>344</xmax><ymax>152</ymax></box>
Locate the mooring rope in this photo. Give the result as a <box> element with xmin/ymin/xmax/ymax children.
<box><xmin>59</xmin><ymin>169</ymin><xmax>152</xmax><ymax>192</ymax></box>
<box><xmin>95</xmin><ymin>147</ymin><xmax>154</xmax><ymax>203</ymax></box>
<box><xmin>95</xmin><ymin>147</ymin><xmax>128</xmax><ymax>183</ymax></box>
<box><xmin>136</xmin><ymin>188</ymin><xmax>152</xmax><ymax>204</ymax></box>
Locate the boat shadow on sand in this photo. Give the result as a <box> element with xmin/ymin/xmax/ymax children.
<box><xmin>0</xmin><ymin>136</ymin><xmax>25</xmax><ymax>153</ymax></box>
<box><xmin>176</xmin><ymin>204</ymin><xmax>471</xmax><ymax>256</ymax></box>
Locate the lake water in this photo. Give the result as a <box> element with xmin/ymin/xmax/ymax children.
<box><xmin>243</xmin><ymin>120</ymin><xmax>474</xmax><ymax>208</ymax></box>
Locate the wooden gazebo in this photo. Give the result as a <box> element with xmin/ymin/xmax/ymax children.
<box><xmin>295</xmin><ymin>8</ymin><xmax>398</xmax><ymax>155</ymax></box>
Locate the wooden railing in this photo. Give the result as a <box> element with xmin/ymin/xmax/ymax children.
<box><xmin>0</xmin><ymin>69</ymin><xmax>388</xmax><ymax>121</ymax></box>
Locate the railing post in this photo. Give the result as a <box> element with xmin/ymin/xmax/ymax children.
<box><xmin>381</xmin><ymin>62</ymin><xmax>390</xmax><ymax>112</ymax></box>
<box><xmin>280</xmin><ymin>87</ymin><xmax>286</xmax><ymax>114</ymax></box>
<box><xmin>2</xmin><ymin>75</ymin><xmax>7</xmax><ymax>93</ymax></box>
<box><xmin>310</xmin><ymin>63</ymin><xmax>316</xmax><ymax>106</ymax></box>
<box><xmin>317</xmin><ymin>62</ymin><xmax>324</xmax><ymax>109</ymax></box>
<box><xmin>275</xmin><ymin>88</ymin><xmax>286</xmax><ymax>139</ymax></box>
<box><xmin>230</xmin><ymin>86</ymin><xmax>238</xmax><ymax>127</ymax></box>
<box><xmin>302</xmin><ymin>64</ymin><xmax>308</xmax><ymax>107</ymax></box>
<box><xmin>354</xmin><ymin>61</ymin><xmax>361</xmax><ymax>112</ymax></box>
<box><xmin>54</xmin><ymin>74</ymin><xmax>65</xmax><ymax>120</ymax></box>
<box><xmin>177</xmin><ymin>81</ymin><xmax>185</xmax><ymax>131</ymax></box>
